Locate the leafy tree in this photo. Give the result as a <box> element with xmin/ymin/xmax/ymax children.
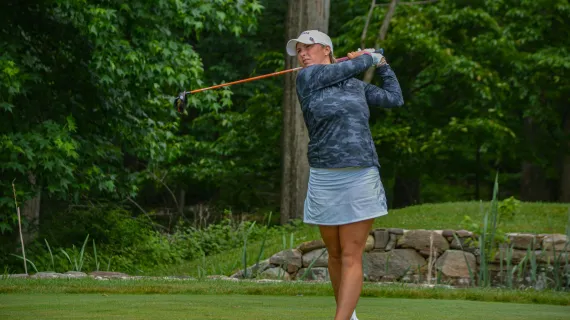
<box><xmin>0</xmin><ymin>0</ymin><xmax>263</xmax><ymax>233</ymax></box>
<box><xmin>333</xmin><ymin>0</ymin><xmax>569</xmax><ymax>206</ymax></box>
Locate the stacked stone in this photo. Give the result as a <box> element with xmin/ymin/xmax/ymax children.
<box><xmin>234</xmin><ymin>229</ymin><xmax>569</xmax><ymax>287</ymax></box>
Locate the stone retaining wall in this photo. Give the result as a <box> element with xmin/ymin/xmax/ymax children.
<box><xmin>232</xmin><ymin>228</ymin><xmax>569</xmax><ymax>288</ymax></box>
<box><xmin>5</xmin><ymin>228</ymin><xmax>568</xmax><ymax>289</ymax></box>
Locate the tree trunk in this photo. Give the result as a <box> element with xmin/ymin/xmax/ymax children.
<box><xmin>362</xmin><ymin>0</ymin><xmax>399</xmax><ymax>84</ymax></box>
<box><xmin>520</xmin><ymin>117</ymin><xmax>551</xmax><ymax>201</ymax></box>
<box><xmin>21</xmin><ymin>172</ymin><xmax>40</xmax><ymax>244</ymax></box>
<box><xmin>178</xmin><ymin>189</ymin><xmax>186</xmax><ymax>216</ymax></box>
<box><xmin>280</xmin><ymin>0</ymin><xmax>330</xmax><ymax>225</ymax></box>
<box><xmin>361</xmin><ymin>0</ymin><xmax>377</xmax><ymax>50</ymax></box>
<box><xmin>520</xmin><ymin>162</ymin><xmax>550</xmax><ymax>201</ymax></box>
<box><xmin>560</xmin><ymin>110</ymin><xmax>570</xmax><ymax>202</ymax></box>
<box><xmin>392</xmin><ymin>174</ymin><xmax>420</xmax><ymax>208</ymax></box>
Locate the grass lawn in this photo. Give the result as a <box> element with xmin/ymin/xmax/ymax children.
<box><xmin>374</xmin><ymin>201</ymin><xmax>570</xmax><ymax>233</ymax></box>
<box><xmin>1</xmin><ymin>293</ymin><xmax>570</xmax><ymax>320</ymax></box>
<box><xmin>3</xmin><ymin>204</ymin><xmax>568</xmax><ymax>320</ymax></box>
<box><xmin>2</xmin><ymin>278</ymin><xmax>569</xmax><ymax>305</ymax></box>
<box><xmin>157</xmin><ymin>201</ymin><xmax>570</xmax><ymax>277</ymax></box>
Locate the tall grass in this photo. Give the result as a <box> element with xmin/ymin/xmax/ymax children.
<box><xmin>240</xmin><ymin>212</ymin><xmax>274</xmax><ymax>279</ymax></box>
<box><xmin>476</xmin><ymin>173</ymin><xmax>500</xmax><ymax>287</ymax></box>
<box><xmin>459</xmin><ymin>173</ymin><xmax>569</xmax><ymax>291</ymax></box>
<box><xmin>45</xmin><ymin>239</ymin><xmax>55</xmax><ymax>271</ymax></box>
<box><xmin>505</xmin><ymin>244</ymin><xmax>514</xmax><ymax>288</ymax></box>
<box><xmin>92</xmin><ymin>240</ymin><xmax>99</xmax><ymax>272</ymax></box>
<box><xmin>452</xmin><ymin>233</ymin><xmax>474</xmax><ymax>287</ymax></box>
<box><xmin>254</xmin><ymin>212</ymin><xmax>272</xmax><ymax>268</ymax></box>
<box><xmin>241</xmin><ymin>222</ymin><xmax>256</xmax><ymax>278</ymax></box>
<box><xmin>11</xmin><ymin>181</ymin><xmax>28</xmax><ymax>274</ymax></box>
<box><xmin>10</xmin><ymin>255</ymin><xmax>38</xmax><ymax>273</ymax></box>
<box><xmin>60</xmin><ymin>234</ymin><xmax>90</xmax><ymax>272</ymax></box>
<box><xmin>299</xmin><ymin>249</ymin><xmax>327</xmax><ymax>281</ymax></box>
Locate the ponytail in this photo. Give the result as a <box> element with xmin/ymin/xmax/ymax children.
<box><xmin>321</xmin><ymin>44</ymin><xmax>336</xmax><ymax>64</ymax></box>
<box><xmin>330</xmin><ymin>54</ymin><xmax>336</xmax><ymax>64</ymax></box>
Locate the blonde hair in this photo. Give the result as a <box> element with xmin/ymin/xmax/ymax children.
<box><xmin>321</xmin><ymin>44</ymin><xmax>336</xmax><ymax>63</ymax></box>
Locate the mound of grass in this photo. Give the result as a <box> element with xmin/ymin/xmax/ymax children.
<box><xmin>374</xmin><ymin>201</ymin><xmax>570</xmax><ymax>233</ymax></box>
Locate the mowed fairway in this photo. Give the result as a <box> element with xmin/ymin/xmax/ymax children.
<box><xmin>1</xmin><ymin>294</ymin><xmax>569</xmax><ymax>320</ymax></box>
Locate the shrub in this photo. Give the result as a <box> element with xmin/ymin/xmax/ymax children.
<box><xmin>3</xmin><ymin>205</ymin><xmax>279</xmax><ymax>274</ymax></box>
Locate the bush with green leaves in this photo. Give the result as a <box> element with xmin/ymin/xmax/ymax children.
<box><xmin>5</xmin><ymin>205</ymin><xmax>280</xmax><ymax>274</ymax></box>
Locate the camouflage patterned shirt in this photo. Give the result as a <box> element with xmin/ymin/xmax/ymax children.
<box><xmin>295</xmin><ymin>54</ymin><xmax>404</xmax><ymax>169</ymax></box>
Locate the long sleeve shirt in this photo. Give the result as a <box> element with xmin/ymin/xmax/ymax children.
<box><xmin>295</xmin><ymin>54</ymin><xmax>404</xmax><ymax>169</ymax></box>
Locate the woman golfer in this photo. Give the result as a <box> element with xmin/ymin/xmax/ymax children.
<box><xmin>286</xmin><ymin>30</ymin><xmax>404</xmax><ymax>320</ymax></box>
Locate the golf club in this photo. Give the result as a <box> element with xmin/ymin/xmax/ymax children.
<box><xmin>174</xmin><ymin>48</ymin><xmax>384</xmax><ymax>113</ymax></box>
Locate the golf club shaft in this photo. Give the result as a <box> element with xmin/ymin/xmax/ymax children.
<box><xmin>184</xmin><ymin>50</ymin><xmax>380</xmax><ymax>95</ymax></box>
<box><xmin>189</xmin><ymin>67</ymin><xmax>303</xmax><ymax>94</ymax></box>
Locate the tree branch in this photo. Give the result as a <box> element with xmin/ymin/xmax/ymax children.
<box><xmin>376</xmin><ymin>0</ymin><xmax>437</xmax><ymax>6</ymax></box>
<box><xmin>363</xmin><ymin>0</ymin><xmax>399</xmax><ymax>83</ymax></box>
<box><xmin>361</xmin><ymin>0</ymin><xmax>377</xmax><ymax>49</ymax></box>
<box><xmin>150</xmin><ymin>172</ymin><xmax>179</xmax><ymax>209</ymax></box>
<box><xmin>126</xmin><ymin>196</ymin><xmax>167</xmax><ymax>231</ymax></box>
<box><xmin>410</xmin><ymin>79</ymin><xmax>435</xmax><ymax>94</ymax></box>
<box><xmin>363</xmin><ymin>0</ymin><xmax>439</xmax><ymax>84</ymax></box>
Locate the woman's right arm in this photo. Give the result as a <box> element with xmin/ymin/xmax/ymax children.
<box><xmin>296</xmin><ymin>54</ymin><xmax>374</xmax><ymax>98</ymax></box>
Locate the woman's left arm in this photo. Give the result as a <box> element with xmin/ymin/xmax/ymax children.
<box><xmin>364</xmin><ymin>64</ymin><xmax>404</xmax><ymax>108</ymax></box>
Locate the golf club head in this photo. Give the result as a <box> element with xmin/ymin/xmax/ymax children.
<box><xmin>174</xmin><ymin>91</ymin><xmax>188</xmax><ymax>113</ymax></box>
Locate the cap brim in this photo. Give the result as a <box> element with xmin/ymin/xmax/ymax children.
<box><xmin>286</xmin><ymin>39</ymin><xmax>313</xmax><ymax>56</ymax></box>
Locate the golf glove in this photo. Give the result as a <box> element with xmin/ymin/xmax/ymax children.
<box><xmin>358</xmin><ymin>48</ymin><xmax>386</xmax><ymax>67</ymax></box>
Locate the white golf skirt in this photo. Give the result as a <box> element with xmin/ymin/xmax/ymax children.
<box><xmin>303</xmin><ymin>166</ymin><xmax>388</xmax><ymax>226</ymax></box>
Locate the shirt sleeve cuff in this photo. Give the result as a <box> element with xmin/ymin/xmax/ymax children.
<box><xmin>375</xmin><ymin>63</ymin><xmax>391</xmax><ymax>73</ymax></box>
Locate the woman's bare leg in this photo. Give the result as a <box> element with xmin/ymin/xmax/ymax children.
<box><xmin>318</xmin><ymin>225</ymin><xmax>342</xmax><ymax>305</ymax></box>
<box><xmin>335</xmin><ymin>219</ymin><xmax>374</xmax><ymax>320</ymax></box>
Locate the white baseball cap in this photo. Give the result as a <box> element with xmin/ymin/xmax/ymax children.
<box><xmin>286</xmin><ymin>30</ymin><xmax>334</xmax><ymax>56</ymax></box>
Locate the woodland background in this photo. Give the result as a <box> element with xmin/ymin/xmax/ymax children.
<box><xmin>1</xmin><ymin>0</ymin><xmax>568</xmax><ymax>273</ymax></box>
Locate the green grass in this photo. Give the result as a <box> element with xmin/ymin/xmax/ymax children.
<box><xmin>156</xmin><ymin>201</ymin><xmax>570</xmax><ymax>277</ymax></box>
<box><xmin>1</xmin><ymin>278</ymin><xmax>569</xmax><ymax>305</ymax></box>
<box><xmin>1</xmin><ymin>293</ymin><xmax>569</xmax><ymax>319</ymax></box>
<box><xmin>375</xmin><ymin>201</ymin><xmax>570</xmax><ymax>233</ymax></box>
<box><xmin>154</xmin><ymin>223</ymin><xmax>322</xmax><ymax>277</ymax></box>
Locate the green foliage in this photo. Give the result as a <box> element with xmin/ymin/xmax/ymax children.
<box><xmin>1</xmin><ymin>121</ymin><xmax>79</xmax><ymax>196</ymax></box>
<box><xmin>459</xmin><ymin>195</ymin><xmax>520</xmax><ymax>247</ymax></box>
<box><xmin>458</xmin><ymin>177</ymin><xmax>568</xmax><ymax>291</ymax></box>
<box><xmin>498</xmin><ymin>196</ymin><xmax>521</xmax><ymax>223</ymax></box>
<box><xmin>171</xmin><ymin>87</ymin><xmax>282</xmax><ymax>210</ymax></box>
<box><xmin>5</xmin><ymin>205</ymin><xmax>282</xmax><ymax>274</ymax></box>
<box><xmin>0</xmin><ymin>0</ymin><xmax>264</xmax><ymax>231</ymax></box>
<box><xmin>59</xmin><ymin>234</ymin><xmax>90</xmax><ymax>272</ymax></box>
<box><xmin>333</xmin><ymin>0</ymin><xmax>569</xmax><ymax>202</ymax></box>
<box><xmin>1</xmin><ymin>0</ymin><xmax>570</xmax><ymax>281</ymax></box>
<box><xmin>460</xmin><ymin>214</ymin><xmax>506</xmax><ymax>246</ymax></box>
